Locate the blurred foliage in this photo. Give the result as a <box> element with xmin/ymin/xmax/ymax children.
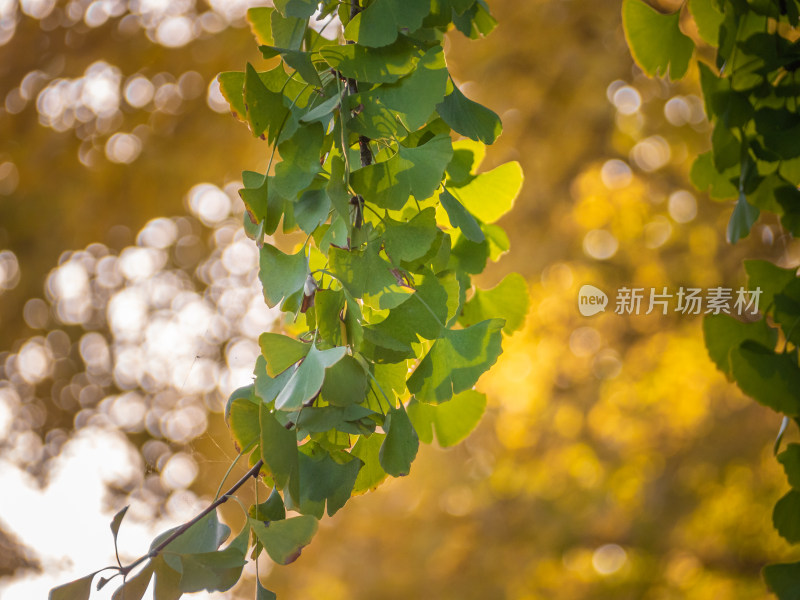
<box><xmin>2</xmin><ymin>0</ymin><xmax>800</xmax><ymax>599</ymax></box>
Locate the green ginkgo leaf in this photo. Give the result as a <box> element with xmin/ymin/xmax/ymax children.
<box><xmin>249</xmin><ymin>516</ymin><xmax>319</xmax><ymax>565</ymax></box>
<box><xmin>259</xmin><ymin>333</ymin><xmax>310</xmax><ymax>376</ymax></box>
<box><xmin>436</xmin><ymin>81</ymin><xmax>502</xmax><ymax>144</ymax></box>
<box><xmin>258</xmin><ymin>245</ymin><xmax>308</xmax><ymax>308</ymax></box>
<box><xmin>460</xmin><ymin>272</ymin><xmax>529</xmax><ymax>334</ymax></box>
<box><xmin>622</xmin><ymin>0</ymin><xmax>694</xmax><ymax>80</ymax></box>
<box><xmin>730</xmin><ymin>341</ymin><xmax>800</xmax><ymax>416</ymax></box>
<box><xmin>260</xmin><ymin>403</ymin><xmax>299</xmax><ymax>500</ymax></box>
<box><xmin>408</xmin><ymin>319</ymin><xmax>504</xmax><ymax>403</ymax></box>
<box><xmin>447</xmin><ymin>161</ymin><xmax>523</xmax><ymax>224</ymax></box>
<box><xmin>379</xmin><ymin>406</ymin><xmax>419</xmax><ymax>476</ymax></box>
<box><xmin>407</xmin><ymin>389</ymin><xmax>487</xmax><ymax>447</ymax></box>
<box><xmin>344</xmin><ymin>0</ymin><xmax>430</xmax><ymax>47</ymax></box>
<box><xmin>274</xmin><ymin>345</ymin><xmax>347</xmax><ymax>411</ymax></box>
<box><xmin>49</xmin><ymin>573</ymin><xmax>97</xmax><ymax>600</ymax></box>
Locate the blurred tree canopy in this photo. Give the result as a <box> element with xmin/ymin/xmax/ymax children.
<box><xmin>1</xmin><ymin>1</ymin><xmax>797</xmax><ymax>599</ymax></box>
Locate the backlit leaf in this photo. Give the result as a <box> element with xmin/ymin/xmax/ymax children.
<box><xmin>260</xmin><ymin>403</ymin><xmax>299</xmax><ymax>501</ymax></box>
<box><xmin>110</xmin><ymin>505</ymin><xmax>129</xmax><ymax>550</ymax></box>
<box><xmin>440</xmin><ymin>188</ymin><xmax>484</xmax><ymax>242</ymax></box>
<box><xmin>320</xmin><ymin>37</ymin><xmax>421</xmax><ymax>84</ymax></box>
<box><xmin>774</xmin><ymin>489</ymin><xmax>800</xmax><ymax>543</ymax></box>
<box><xmin>448</xmin><ymin>161</ymin><xmax>523</xmax><ymax>224</ymax></box>
<box><xmin>177</xmin><ymin>545</ymin><xmax>247</xmax><ymax>593</ymax></box>
<box><xmin>244</xmin><ymin>63</ymin><xmax>289</xmax><ymax>142</ymax></box>
<box><xmin>249</xmin><ymin>516</ymin><xmax>319</xmax><ymax>565</ymax></box>
<box><xmin>344</xmin><ymin>0</ymin><xmax>430</xmax><ymax>47</ymax></box>
<box><xmin>250</xmin><ymin>487</ymin><xmax>287</xmax><ymax>522</ymax></box>
<box><xmin>408</xmin><ymin>319</ymin><xmax>504</xmax><ymax>403</ymax></box>
<box><xmin>727</xmin><ymin>191</ymin><xmax>759</xmax><ymax>244</ymax></box>
<box><xmin>259</xmin><ymin>332</ymin><xmax>311</xmax><ymax>376</ymax></box>
<box><xmin>436</xmin><ymin>81</ymin><xmax>502</xmax><ymax>144</ymax></box>
<box><xmin>246</xmin><ymin>7</ymin><xmax>274</xmax><ymax>45</ymax></box>
<box><xmin>111</xmin><ymin>562</ymin><xmax>154</xmax><ymax>600</ymax></box>
<box><xmin>351</xmin><ymin>433</ymin><xmax>388</xmax><ymax>493</ymax></box>
<box><xmin>407</xmin><ymin>389</ymin><xmax>487</xmax><ymax>447</ymax></box>
<box><xmin>379</xmin><ymin>405</ymin><xmax>419</xmax><ymax>476</ymax></box>
<box><xmin>153</xmin><ymin>557</ymin><xmax>182</xmax><ymax>600</ymax></box>
<box><xmin>689</xmin><ymin>0</ymin><xmax>723</xmax><ymax>46</ymax></box>
<box><xmin>49</xmin><ymin>573</ymin><xmax>97</xmax><ymax>600</ymax></box>
<box><xmin>730</xmin><ymin>341</ymin><xmax>800</xmax><ymax>416</ymax></box>
<box><xmin>288</xmin><ymin>447</ymin><xmax>363</xmax><ymax>517</ymax></box>
<box><xmin>460</xmin><ymin>273</ymin><xmax>528</xmax><ymax>334</ymax></box>
<box><xmin>225</xmin><ymin>385</ymin><xmax>260</xmax><ymax>452</ymax></box>
<box><xmin>320</xmin><ymin>354</ymin><xmax>368</xmax><ymax>406</ymax></box>
<box><xmin>744</xmin><ymin>260</ymin><xmax>797</xmax><ymax>312</ymax></box>
<box><xmin>365</xmin><ymin>45</ymin><xmax>449</xmax><ymax>131</ymax></box>
<box><xmin>217</xmin><ymin>72</ymin><xmax>246</xmax><ymax>121</ymax></box>
<box><xmin>274</xmin><ymin>345</ymin><xmax>347</xmax><ymax>410</ymax></box>
<box><xmin>381</xmin><ymin>207</ymin><xmax>439</xmax><ymax>263</ymax></box>
<box><xmin>274</xmin><ymin>0</ymin><xmax>317</xmax><ymax>19</ymax></box>
<box><xmin>151</xmin><ymin>511</ymin><xmax>230</xmax><ymax>565</ymax></box>
<box><xmin>703</xmin><ymin>314</ymin><xmax>777</xmax><ymax>378</ymax></box>
<box><xmin>329</xmin><ymin>244</ymin><xmax>412</xmax><ymax>309</ymax></box>
<box><xmin>352</xmin><ymin>135</ymin><xmax>453</xmax><ymax>210</ymax></box>
<box><xmin>622</xmin><ymin>0</ymin><xmax>694</xmax><ymax>80</ymax></box>
<box><xmin>258</xmin><ymin>245</ymin><xmax>308</xmax><ymax>308</ymax></box>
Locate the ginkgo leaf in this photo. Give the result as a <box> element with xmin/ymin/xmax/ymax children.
<box><xmin>407</xmin><ymin>319</ymin><xmax>504</xmax><ymax>404</ymax></box>
<box><xmin>622</xmin><ymin>0</ymin><xmax>694</xmax><ymax>80</ymax></box>
<box><xmin>274</xmin><ymin>345</ymin><xmax>347</xmax><ymax>411</ymax></box>
<box><xmin>702</xmin><ymin>314</ymin><xmax>777</xmax><ymax>379</ymax></box>
<box><xmin>260</xmin><ymin>403</ymin><xmax>299</xmax><ymax>501</ymax></box>
<box><xmin>246</xmin><ymin>7</ymin><xmax>274</xmax><ymax>45</ymax></box>
<box><xmin>774</xmin><ymin>490</ymin><xmax>800</xmax><ymax>543</ymax></box>
<box><xmin>440</xmin><ymin>188</ymin><xmax>484</xmax><ymax>242</ymax></box>
<box><xmin>329</xmin><ymin>244</ymin><xmax>412</xmax><ymax>310</ymax></box>
<box><xmin>460</xmin><ymin>272</ymin><xmax>529</xmax><ymax>334</ymax></box>
<box><xmin>225</xmin><ymin>385</ymin><xmax>260</xmax><ymax>452</ymax></box>
<box><xmin>351</xmin><ymin>433</ymin><xmax>388</xmax><ymax>493</ymax></box>
<box><xmin>365</xmin><ymin>46</ymin><xmax>449</xmax><ymax>131</ymax></box>
<box><xmin>244</xmin><ymin>63</ymin><xmax>289</xmax><ymax>142</ymax></box>
<box><xmin>259</xmin><ymin>333</ymin><xmax>310</xmax><ymax>376</ymax></box>
<box><xmin>351</xmin><ymin>135</ymin><xmax>453</xmax><ymax>210</ymax></box>
<box><xmin>381</xmin><ymin>207</ymin><xmax>439</xmax><ymax>263</ymax></box>
<box><xmin>407</xmin><ymin>389</ymin><xmax>487</xmax><ymax>447</ymax></box>
<box><xmin>111</xmin><ymin>562</ymin><xmax>154</xmax><ymax>600</ymax></box>
<box><xmin>379</xmin><ymin>406</ymin><xmax>419</xmax><ymax>476</ymax></box>
<box><xmin>49</xmin><ymin>573</ymin><xmax>98</xmax><ymax>600</ymax></box>
<box><xmin>249</xmin><ymin>516</ymin><xmax>319</xmax><ymax>565</ymax></box>
<box><xmin>730</xmin><ymin>341</ymin><xmax>800</xmax><ymax>416</ymax></box>
<box><xmin>320</xmin><ymin>37</ymin><xmax>421</xmax><ymax>84</ymax></box>
<box><xmin>258</xmin><ymin>245</ymin><xmax>308</xmax><ymax>308</ymax></box>
<box><xmin>344</xmin><ymin>0</ymin><xmax>430</xmax><ymax>47</ymax></box>
<box><xmin>436</xmin><ymin>81</ymin><xmax>502</xmax><ymax>144</ymax></box>
<box><xmin>320</xmin><ymin>355</ymin><xmax>368</xmax><ymax>406</ymax></box>
<box><xmin>448</xmin><ymin>161</ymin><xmax>523</xmax><ymax>224</ymax></box>
<box><xmin>286</xmin><ymin>447</ymin><xmax>363</xmax><ymax>517</ymax></box>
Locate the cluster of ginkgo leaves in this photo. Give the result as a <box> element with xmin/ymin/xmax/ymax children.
<box><xmin>624</xmin><ymin>0</ymin><xmax>800</xmax><ymax>597</ymax></box>
<box><xmin>49</xmin><ymin>1</ymin><xmax>528</xmax><ymax>598</ymax></box>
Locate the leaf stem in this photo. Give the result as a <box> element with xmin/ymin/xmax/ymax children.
<box><xmin>214</xmin><ymin>449</ymin><xmax>245</xmax><ymax>501</ymax></box>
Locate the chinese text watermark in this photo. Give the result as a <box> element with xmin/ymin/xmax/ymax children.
<box><xmin>578</xmin><ymin>285</ymin><xmax>762</xmax><ymax>317</ymax></box>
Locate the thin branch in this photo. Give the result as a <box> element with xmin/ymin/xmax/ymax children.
<box><xmin>119</xmin><ymin>458</ymin><xmax>265</xmax><ymax>577</ymax></box>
